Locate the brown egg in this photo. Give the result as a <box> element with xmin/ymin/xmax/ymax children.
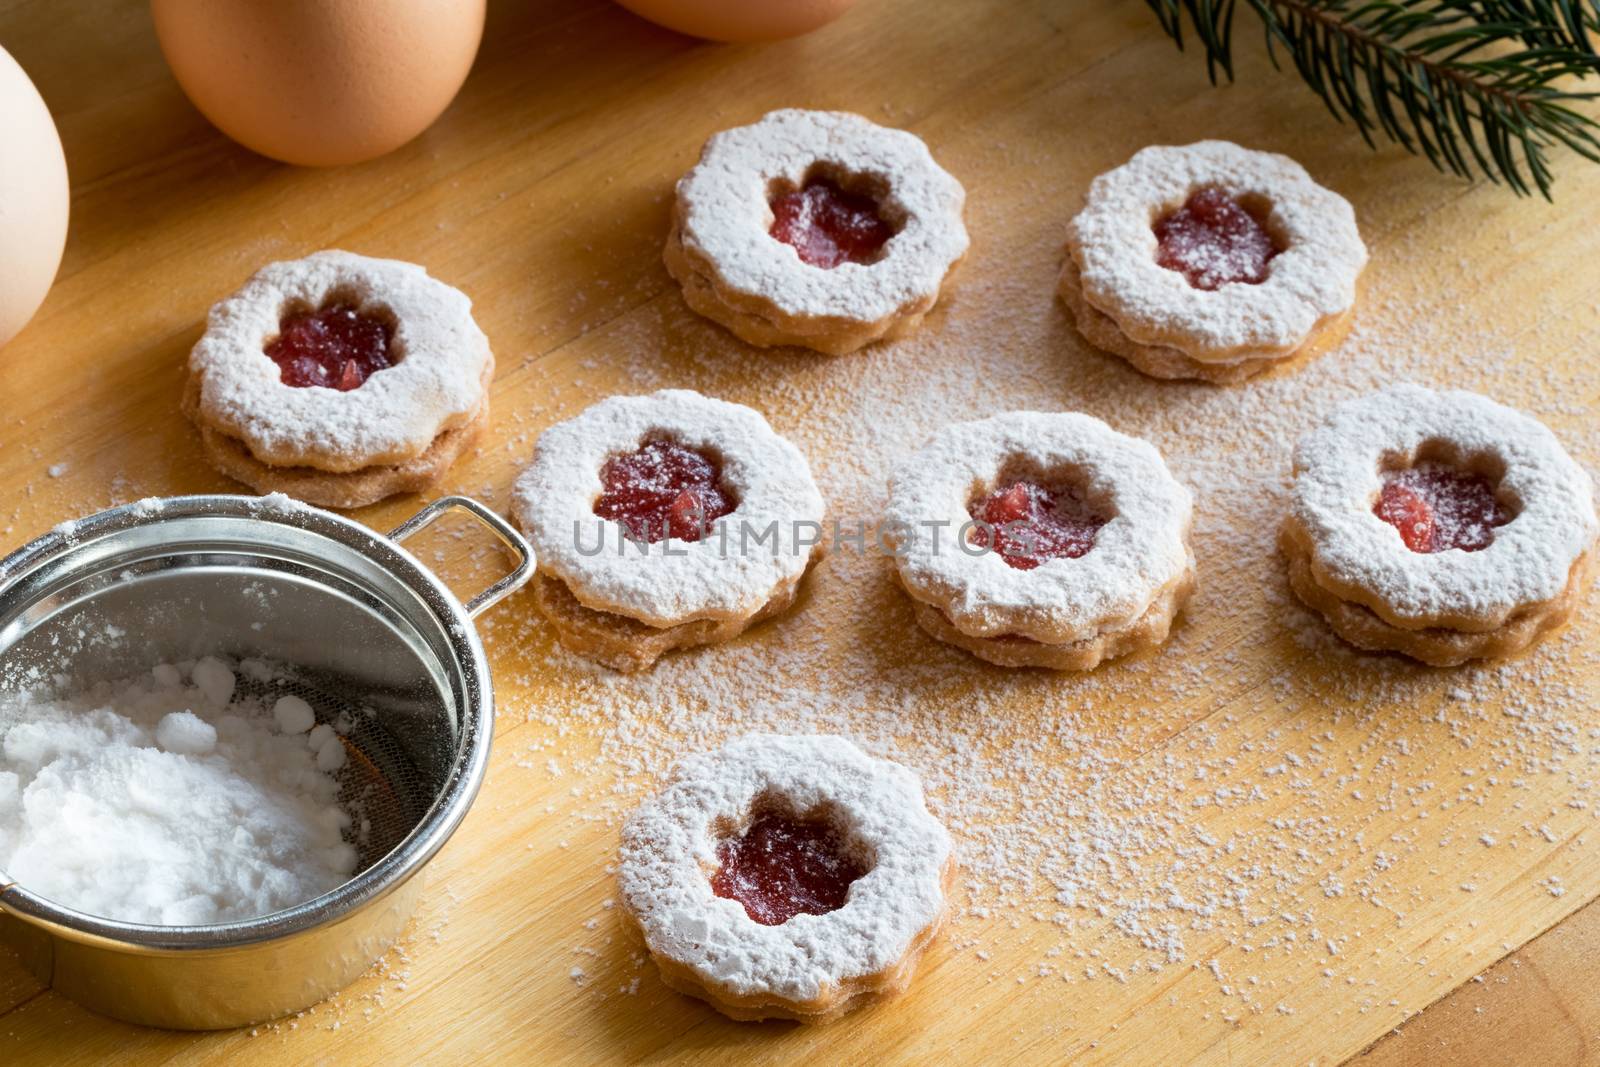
<box><xmin>151</xmin><ymin>0</ymin><xmax>485</xmax><ymax>167</ymax></box>
<box><xmin>614</xmin><ymin>0</ymin><xmax>858</xmax><ymax>42</ymax></box>
<box><xmin>0</xmin><ymin>46</ymin><xmax>69</xmax><ymax>351</ymax></box>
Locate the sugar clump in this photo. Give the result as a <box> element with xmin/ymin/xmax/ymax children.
<box><xmin>273</xmin><ymin>694</ymin><xmax>316</xmax><ymax>735</ymax></box>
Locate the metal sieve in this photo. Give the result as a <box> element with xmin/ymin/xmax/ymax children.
<box><xmin>0</xmin><ymin>494</ymin><xmax>533</xmax><ymax>1029</ymax></box>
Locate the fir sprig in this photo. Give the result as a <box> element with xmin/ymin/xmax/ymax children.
<box><xmin>1146</xmin><ymin>0</ymin><xmax>1600</xmax><ymax>197</ymax></box>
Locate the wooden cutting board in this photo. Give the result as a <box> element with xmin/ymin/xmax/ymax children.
<box><xmin>1</xmin><ymin>1</ymin><xmax>1598</xmax><ymax>1064</ymax></box>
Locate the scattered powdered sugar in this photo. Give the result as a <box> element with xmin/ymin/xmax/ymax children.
<box><xmin>0</xmin><ymin>656</ymin><xmax>356</xmax><ymax>926</ymax></box>
<box><xmin>619</xmin><ymin>734</ymin><xmax>949</xmax><ymax>1002</ymax></box>
<box><xmin>675</xmin><ymin>109</ymin><xmax>968</xmax><ymax>321</ymax></box>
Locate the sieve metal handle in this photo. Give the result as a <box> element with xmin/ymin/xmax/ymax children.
<box><xmin>389</xmin><ymin>496</ymin><xmax>535</xmax><ymax>619</ymax></box>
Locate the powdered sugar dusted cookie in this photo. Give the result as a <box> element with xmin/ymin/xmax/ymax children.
<box><xmin>184</xmin><ymin>250</ymin><xmax>493</xmax><ymax>508</ymax></box>
<box><xmin>1281</xmin><ymin>383</ymin><xmax>1599</xmax><ymax>665</ymax></box>
<box><xmin>619</xmin><ymin>733</ymin><xmax>954</xmax><ymax>1024</ymax></box>
<box><xmin>512</xmin><ymin>389</ymin><xmax>825</xmax><ymax>671</ymax></box>
<box><xmin>666</xmin><ymin>109</ymin><xmax>968</xmax><ymax>355</ymax></box>
<box><xmin>885</xmin><ymin>411</ymin><xmax>1196</xmax><ymax>670</ymax></box>
<box><xmin>1062</xmin><ymin>141</ymin><xmax>1366</xmax><ymax>383</ymax></box>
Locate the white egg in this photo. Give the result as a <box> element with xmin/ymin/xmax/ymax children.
<box><xmin>0</xmin><ymin>46</ymin><xmax>68</xmax><ymax>350</ymax></box>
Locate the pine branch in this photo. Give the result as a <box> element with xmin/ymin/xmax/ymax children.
<box><xmin>1146</xmin><ymin>0</ymin><xmax>1600</xmax><ymax>197</ymax></box>
<box><xmin>1462</xmin><ymin>0</ymin><xmax>1600</xmax><ymax>55</ymax></box>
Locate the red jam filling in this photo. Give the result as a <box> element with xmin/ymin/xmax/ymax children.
<box><xmin>1153</xmin><ymin>186</ymin><xmax>1279</xmax><ymax>291</ymax></box>
<box><xmin>769</xmin><ymin>178</ymin><xmax>894</xmax><ymax>269</ymax></box>
<box><xmin>265</xmin><ymin>304</ymin><xmax>394</xmax><ymax>391</ymax></box>
<box><xmin>968</xmin><ymin>481</ymin><xmax>1106</xmax><ymax>571</ymax></box>
<box><xmin>593</xmin><ymin>440</ymin><xmax>734</xmax><ymax>543</ymax></box>
<box><xmin>710</xmin><ymin>811</ymin><xmax>866</xmax><ymax>926</ymax></box>
<box><xmin>1374</xmin><ymin>465</ymin><xmax>1510</xmax><ymax>554</ymax></box>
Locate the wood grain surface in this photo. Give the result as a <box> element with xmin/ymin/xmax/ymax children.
<box><xmin>2</xmin><ymin>1</ymin><xmax>1599</xmax><ymax>1064</ymax></box>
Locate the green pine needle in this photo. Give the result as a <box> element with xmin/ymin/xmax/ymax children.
<box><xmin>1145</xmin><ymin>0</ymin><xmax>1600</xmax><ymax>197</ymax></box>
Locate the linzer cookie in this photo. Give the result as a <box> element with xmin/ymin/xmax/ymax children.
<box><xmin>619</xmin><ymin>734</ymin><xmax>954</xmax><ymax>1024</ymax></box>
<box><xmin>1281</xmin><ymin>384</ymin><xmax>1599</xmax><ymax>665</ymax></box>
<box><xmin>183</xmin><ymin>250</ymin><xmax>493</xmax><ymax>509</ymax></box>
<box><xmin>665</xmin><ymin>109</ymin><xmax>968</xmax><ymax>355</ymax></box>
<box><xmin>885</xmin><ymin>411</ymin><xmax>1196</xmax><ymax>670</ymax></box>
<box><xmin>512</xmin><ymin>389</ymin><xmax>825</xmax><ymax>671</ymax></box>
<box><xmin>1061</xmin><ymin>141</ymin><xmax>1366</xmax><ymax>383</ymax></box>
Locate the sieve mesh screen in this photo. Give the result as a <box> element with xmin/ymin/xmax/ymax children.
<box><xmin>235</xmin><ymin>674</ymin><xmax>443</xmax><ymax>874</ymax></box>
